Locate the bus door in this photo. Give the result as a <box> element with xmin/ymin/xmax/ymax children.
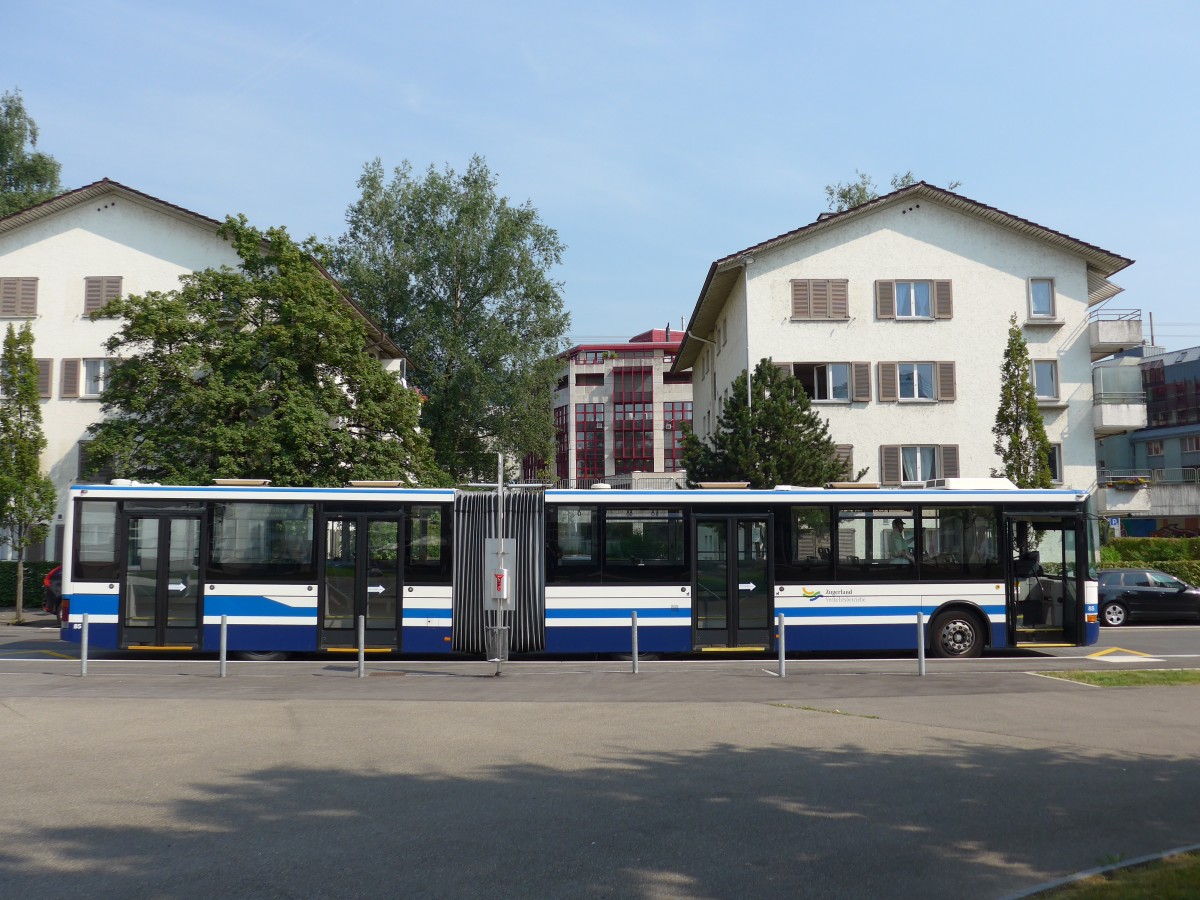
<box><xmin>693</xmin><ymin>515</ymin><xmax>773</xmax><ymax>649</ymax></box>
<box><xmin>1004</xmin><ymin>514</ymin><xmax>1083</xmax><ymax>647</ymax></box>
<box><xmin>320</xmin><ymin>512</ymin><xmax>402</xmax><ymax>651</ymax></box>
<box><xmin>119</xmin><ymin>509</ymin><xmax>204</xmax><ymax>650</ymax></box>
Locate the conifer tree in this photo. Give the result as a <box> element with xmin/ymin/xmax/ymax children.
<box><xmin>0</xmin><ymin>323</ymin><xmax>56</xmax><ymax>622</ymax></box>
<box><xmin>682</xmin><ymin>359</ymin><xmax>860</xmax><ymax>489</ymax></box>
<box><xmin>992</xmin><ymin>314</ymin><xmax>1054</xmax><ymax>488</ymax></box>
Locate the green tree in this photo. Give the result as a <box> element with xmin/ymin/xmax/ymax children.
<box><xmin>992</xmin><ymin>314</ymin><xmax>1054</xmax><ymax>488</ymax></box>
<box><xmin>85</xmin><ymin>216</ymin><xmax>446</xmax><ymax>487</ymax></box>
<box><xmin>329</xmin><ymin>156</ymin><xmax>570</xmax><ymax>482</ymax></box>
<box><xmin>681</xmin><ymin>359</ymin><xmax>861</xmax><ymax>489</ymax></box>
<box><xmin>824</xmin><ymin>170</ymin><xmax>962</xmax><ymax>212</ymax></box>
<box><xmin>0</xmin><ymin>323</ymin><xmax>56</xmax><ymax>622</ymax></box>
<box><xmin>0</xmin><ymin>88</ymin><xmax>62</xmax><ymax>216</ymax></box>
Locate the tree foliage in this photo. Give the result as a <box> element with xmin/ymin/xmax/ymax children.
<box><xmin>992</xmin><ymin>314</ymin><xmax>1054</xmax><ymax>488</ymax></box>
<box><xmin>824</xmin><ymin>170</ymin><xmax>962</xmax><ymax>212</ymax></box>
<box><xmin>681</xmin><ymin>359</ymin><xmax>860</xmax><ymax>489</ymax></box>
<box><xmin>329</xmin><ymin>156</ymin><xmax>570</xmax><ymax>482</ymax></box>
<box><xmin>0</xmin><ymin>88</ymin><xmax>62</xmax><ymax>217</ymax></box>
<box><xmin>86</xmin><ymin>216</ymin><xmax>446</xmax><ymax>487</ymax></box>
<box><xmin>0</xmin><ymin>323</ymin><xmax>56</xmax><ymax>621</ymax></box>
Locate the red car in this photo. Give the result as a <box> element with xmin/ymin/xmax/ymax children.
<box><xmin>41</xmin><ymin>565</ymin><xmax>62</xmax><ymax>617</ymax></box>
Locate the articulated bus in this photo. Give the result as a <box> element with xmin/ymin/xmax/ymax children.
<box><xmin>59</xmin><ymin>479</ymin><xmax>1099</xmax><ymax>659</ymax></box>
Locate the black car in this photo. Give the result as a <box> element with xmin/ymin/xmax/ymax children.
<box><xmin>1098</xmin><ymin>568</ymin><xmax>1200</xmax><ymax>626</ymax></box>
<box><xmin>42</xmin><ymin>565</ymin><xmax>62</xmax><ymax>617</ymax></box>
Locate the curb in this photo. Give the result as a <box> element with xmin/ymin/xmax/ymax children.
<box><xmin>1001</xmin><ymin>842</ymin><xmax>1200</xmax><ymax>898</ymax></box>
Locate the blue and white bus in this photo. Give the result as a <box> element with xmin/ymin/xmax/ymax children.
<box><xmin>59</xmin><ymin>479</ymin><xmax>1098</xmax><ymax>659</ymax></box>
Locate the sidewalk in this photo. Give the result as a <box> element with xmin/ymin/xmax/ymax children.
<box><xmin>0</xmin><ymin>606</ymin><xmax>58</xmax><ymax>627</ymax></box>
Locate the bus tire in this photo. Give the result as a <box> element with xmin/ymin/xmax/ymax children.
<box><xmin>1101</xmin><ymin>602</ymin><xmax>1127</xmax><ymax>627</ymax></box>
<box><xmin>929</xmin><ymin>610</ymin><xmax>984</xmax><ymax>659</ymax></box>
<box><xmin>234</xmin><ymin>650</ymin><xmax>291</xmax><ymax>661</ymax></box>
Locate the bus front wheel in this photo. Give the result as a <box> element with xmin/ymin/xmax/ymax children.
<box><xmin>929</xmin><ymin>610</ymin><xmax>984</xmax><ymax>659</ymax></box>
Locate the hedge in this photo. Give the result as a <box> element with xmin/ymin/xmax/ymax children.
<box><xmin>0</xmin><ymin>561</ymin><xmax>60</xmax><ymax>608</ymax></box>
<box><xmin>1099</xmin><ymin>537</ymin><xmax>1200</xmax><ymax>586</ymax></box>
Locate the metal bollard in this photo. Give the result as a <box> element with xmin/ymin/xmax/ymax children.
<box><xmin>220</xmin><ymin>615</ymin><xmax>228</xmax><ymax>678</ymax></box>
<box><xmin>631</xmin><ymin>610</ymin><xmax>639</xmax><ymax>674</ymax></box>
<box><xmin>917</xmin><ymin>611</ymin><xmax>926</xmax><ymax>677</ymax></box>
<box><xmin>357</xmin><ymin>615</ymin><xmax>366</xmax><ymax>678</ymax></box>
<box><xmin>778</xmin><ymin>612</ymin><xmax>786</xmax><ymax>679</ymax></box>
<box><xmin>81</xmin><ymin>613</ymin><xmax>89</xmax><ymax>677</ymax></box>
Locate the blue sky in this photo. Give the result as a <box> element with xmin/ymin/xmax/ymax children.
<box><xmin>8</xmin><ymin>1</ymin><xmax>1198</xmax><ymax>348</ymax></box>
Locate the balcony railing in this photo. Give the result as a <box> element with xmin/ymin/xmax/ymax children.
<box><xmin>1088</xmin><ymin>308</ymin><xmax>1144</xmax><ymax>361</ymax></box>
<box><xmin>1099</xmin><ymin>468</ymin><xmax>1200</xmax><ymax>486</ymax></box>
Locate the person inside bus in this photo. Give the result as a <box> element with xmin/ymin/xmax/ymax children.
<box><xmin>888</xmin><ymin>519</ymin><xmax>912</xmax><ymax>564</ymax></box>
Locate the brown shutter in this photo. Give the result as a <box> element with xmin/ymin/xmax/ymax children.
<box><xmin>37</xmin><ymin>359</ymin><xmax>52</xmax><ymax>397</ymax></box>
<box><xmin>835</xmin><ymin>444</ymin><xmax>853</xmax><ymax>476</ymax></box>
<box><xmin>940</xmin><ymin>445</ymin><xmax>960</xmax><ymax>479</ymax></box>
<box><xmin>936</xmin><ymin>361</ymin><xmax>956</xmax><ymax>401</ymax></box>
<box><xmin>0</xmin><ymin>279</ymin><xmax>16</xmax><ymax>316</ymax></box>
<box><xmin>18</xmin><ymin>278</ymin><xmax>38</xmax><ymax>315</ymax></box>
<box><xmin>877</xmin><ymin>362</ymin><xmax>898</xmax><ymax>402</ymax></box>
<box><xmin>876</xmin><ymin>280</ymin><xmax>895</xmax><ymax>319</ymax></box>
<box><xmin>934</xmin><ymin>280</ymin><xmax>953</xmax><ymax>319</ymax></box>
<box><xmin>811</xmin><ymin>280</ymin><xmax>830</xmax><ymax>318</ymax></box>
<box><xmin>880</xmin><ymin>445</ymin><xmax>901</xmax><ymax>485</ymax></box>
<box><xmin>84</xmin><ymin>278</ymin><xmax>103</xmax><ymax>314</ymax></box>
<box><xmin>851</xmin><ymin>362</ymin><xmax>871</xmax><ymax>401</ymax></box>
<box><xmin>61</xmin><ymin>359</ymin><xmax>80</xmax><ymax>398</ymax></box>
<box><xmin>790</xmin><ymin>280</ymin><xmax>812</xmax><ymax>319</ymax></box>
<box><xmin>773</xmin><ymin>361</ymin><xmax>793</xmax><ymax>378</ymax></box>
<box><xmin>830</xmin><ymin>280</ymin><xmax>849</xmax><ymax>318</ymax></box>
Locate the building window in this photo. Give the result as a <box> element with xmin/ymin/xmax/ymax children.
<box><xmin>1146</xmin><ymin>440</ymin><xmax>1164</xmax><ymax>458</ymax></box>
<box><xmin>82</xmin><ymin>359</ymin><xmax>113</xmax><ymax>398</ymax></box>
<box><xmin>794</xmin><ymin>362</ymin><xmax>851</xmax><ymax>401</ymax></box>
<box><xmin>0</xmin><ymin>277</ymin><xmax>38</xmax><ymax>316</ymax></box>
<box><xmin>613</xmin><ymin>367</ymin><xmax>652</xmax><ymax>403</ymax></box>
<box><xmin>575</xmin><ymin>373</ymin><xmax>604</xmax><ymax>387</ymax></box>
<box><xmin>84</xmin><ymin>276</ymin><xmax>123</xmax><ymax>314</ymax></box>
<box><xmin>1182</xmin><ymin>436</ymin><xmax>1200</xmax><ymax>453</ymax></box>
<box><xmin>575</xmin><ymin>403</ymin><xmax>605</xmax><ymax>479</ymax></box>
<box><xmin>896</xmin><ymin>281</ymin><xmax>932</xmax><ymax>318</ymax></box>
<box><xmin>790</xmin><ymin>279</ymin><xmax>849</xmax><ymax>320</ymax></box>
<box><xmin>1029</xmin><ymin>278</ymin><xmax>1056</xmax><ymax>319</ymax></box>
<box><xmin>554</xmin><ymin>405</ymin><xmax>568</xmax><ymax>483</ymax></box>
<box><xmin>663</xmin><ymin>401</ymin><xmax>692</xmax><ymax>472</ymax></box>
<box><xmin>1048</xmin><ymin>444</ymin><xmax>1062</xmax><ymax>483</ymax></box>
<box><xmin>898</xmin><ymin>363</ymin><xmax>936</xmax><ymax>401</ymax></box>
<box><xmin>879</xmin><ymin>444</ymin><xmax>960</xmax><ymax>485</ymax></box>
<box><xmin>1032</xmin><ymin>360</ymin><xmax>1059</xmax><ymax>400</ymax></box>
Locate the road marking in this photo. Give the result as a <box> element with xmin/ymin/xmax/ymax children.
<box><xmin>1089</xmin><ymin>647</ymin><xmax>1151</xmax><ymax>658</ymax></box>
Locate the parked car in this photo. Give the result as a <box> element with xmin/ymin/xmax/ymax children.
<box><xmin>42</xmin><ymin>565</ymin><xmax>62</xmax><ymax>617</ymax></box>
<box><xmin>1098</xmin><ymin>568</ymin><xmax>1200</xmax><ymax>626</ymax></box>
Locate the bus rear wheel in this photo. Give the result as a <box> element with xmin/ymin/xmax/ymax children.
<box><xmin>929</xmin><ymin>610</ymin><xmax>984</xmax><ymax>659</ymax></box>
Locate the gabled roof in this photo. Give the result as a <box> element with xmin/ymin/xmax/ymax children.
<box><xmin>0</xmin><ymin>178</ymin><xmax>406</xmax><ymax>362</ymax></box>
<box><xmin>676</xmin><ymin>182</ymin><xmax>1135</xmax><ymax>369</ymax></box>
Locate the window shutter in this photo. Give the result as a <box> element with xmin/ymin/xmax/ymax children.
<box><xmin>791</xmin><ymin>280</ymin><xmax>812</xmax><ymax>319</ymax></box>
<box><xmin>934</xmin><ymin>280</ymin><xmax>953</xmax><ymax>319</ymax></box>
<box><xmin>0</xmin><ymin>279</ymin><xmax>16</xmax><ymax>316</ymax></box>
<box><xmin>940</xmin><ymin>445</ymin><xmax>960</xmax><ymax>478</ymax></box>
<box><xmin>877</xmin><ymin>362</ymin><xmax>898</xmax><ymax>402</ymax></box>
<box><xmin>37</xmin><ymin>359</ymin><xmax>52</xmax><ymax>398</ymax></box>
<box><xmin>84</xmin><ymin>277</ymin><xmax>122</xmax><ymax>314</ymax></box>
<box><xmin>17</xmin><ymin>278</ymin><xmax>38</xmax><ymax>315</ymax></box>
<box><xmin>880</xmin><ymin>445</ymin><xmax>901</xmax><ymax>485</ymax></box>
<box><xmin>936</xmin><ymin>361</ymin><xmax>956</xmax><ymax>401</ymax></box>
<box><xmin>851</xmin><ymin>362</ymin><xmax>871</xmax><ymax>402</ymax></box>
<box><xmin>835</xmin><ymin>444</ymin><xmax>854</xmax><ymax>476</ymax></box>
<box><xmin>811</xmin><ymin>280</ymin><xmax>830</xmax><ymax>318</ymax></box>
<box><xmin>830</xmin><ymin>280</ymin><xmax>849</xmax><ymax>319</ymax></box>
<box><xmin>876</xmin><ymin>281</ymin><xmax>895</xmax><ymax>319</ymax></box>
<box><xmin>61</xmin><ymin>359</ymin><xmax>80</xmax><ymax>398</ymax></box>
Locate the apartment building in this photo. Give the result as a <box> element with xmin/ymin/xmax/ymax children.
<box><xmin>0</xmin><ymin>179</ymin><xmax>407</xmax><ymax>561</ymax></box>
<box><xmin>539</xmin><ymin>329</ymin><xmax>693</xmax><ymax>487</ymax></box>
<box><xmin>675</xmin><ymin>183</ymin><xmax>1142</xmax><ymax>492</ymax></box>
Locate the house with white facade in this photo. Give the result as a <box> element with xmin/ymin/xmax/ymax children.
<box><xmin>675</xmin><ymin>183</ymin><xmax>1141</xmax><ymax>493</ymax></box>
<box><xmin>0</xmin><ymin>178</ymin><xmax>407</xmax><ymax>562</ymax></box>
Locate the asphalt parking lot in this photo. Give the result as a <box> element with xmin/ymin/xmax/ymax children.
<box><xmin>1</xmin><ymin>620</ymin><xmax>1198</xmax><ymax>899</ymax></box>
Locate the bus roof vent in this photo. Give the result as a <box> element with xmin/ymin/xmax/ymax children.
<box><xmin>925</xmin><ymin>477</ymin><xmax>1017</xmax><ymax>490</ymax></box>
<box><xmin>697</xmin><ymin>481</ymin><xmax>750</xmax><ymax>489</ymax></box>
<box><xmin>590</xmin><ymin>482</ymin><xmax>612</xmax><ymax>490</ymax></box>
<box><xmin>213</xmin><ymin>478</ymin><xmax>272</xmax><ymax>486</ymax></box>
<box><xmin>822</xmin><ymin>482</ymin><xmax>879</xmax><ymax>490</ymax></box>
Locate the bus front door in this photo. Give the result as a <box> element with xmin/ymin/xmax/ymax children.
<box><xmin>1005</xmin><ymin>515</ymin><xmax>1082</xmax><ymax>647</ymax></box>
<box><xmin>320</xmin><ymin>515</ymin><xmax>402</xmax><ymax>652</ymax></box>
<box><xmin>119</xmin><ymin>514</ymin><xmax>203</xmax><ymax>650</ymax></box>
<box><xmin>694</xmin><ymin>516</ymin><xmax>773</xmax><ymax>649</ymax></box>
